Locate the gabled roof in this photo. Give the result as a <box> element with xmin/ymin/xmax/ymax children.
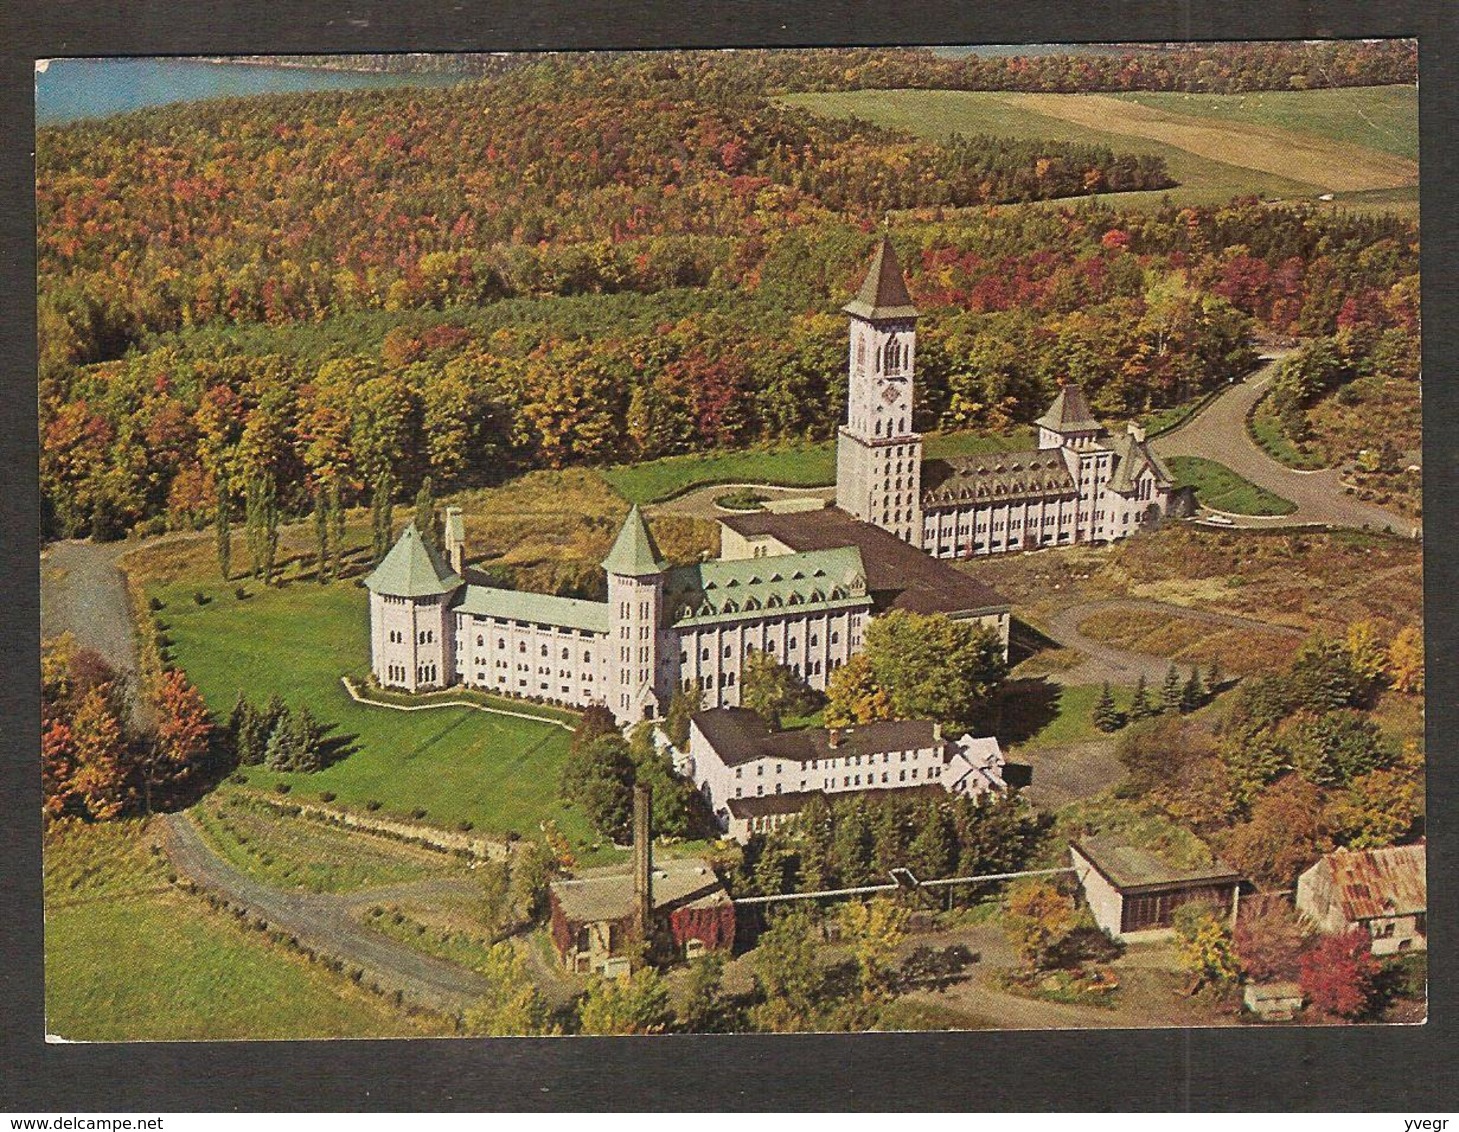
<box><xmin>1310</xmin><ymin>843</ymin><xmax>1426</xmax><ymax>921</ymax></box>
<box><xmin>664</xmin><ymin>546</ymin><xmax>870</xmax><ymax>627</ymax></box>
<box><xmin>1036</xmin><ymin>383</ymin><xmax>1103</xmax><ymax>434</ymax></box>
<box><xmin>602</xmin><ymin>505</ymin><xmax>664</xmax><ymax>577</ymax></box>
<box><xmin>455</xmin><ymin>586</ymin><xmax>610</xmax><ymax>634</ymax></box>
<box><xmin>549</xmin><ymin>857</ymin><xmax>729</xmax><ymax>924</ymax></box>
<box><xmin>842</xmin><ymin>236</ymin><xmax>919</xmax><ymax>322</ymax></box>
<box><xmin>692</xmin><ymin>706</ymin><xmax>943</xmax><ymax>769</ymax></box>
<box><xmin>1107</xmin><ymin>429</ymin><xmax>1174</xmax><ymax>494</ymax></box>
<box><xmin>364</xmin><ymin>523</ymin><xmax>463</xmax><ymax>598</ymax></box>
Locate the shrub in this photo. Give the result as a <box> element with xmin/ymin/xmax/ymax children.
<box><xmin>273</xmin><ymin>782</ymin><xmax>291</xmax><ymax>795</ymax></box>
<box><xmin>411</xmin><ymin>807</ymin><xmax>428</xmax><ymax>820</ymax></box>
<box><xmin>1300</xmin><ymin>928</ymin><xmax>1381</xmax><ymax>1020</ymax></box>
<box><xmin>319</xmin><ymin>791</ymin><xmax>336</xmax><ymax>803</ymax></box>
<box><xmin>235</xmin><ymin>586</ymin><xmax>249</xmax><ymax>600</ymax></box>
<box><xmin>147</xmin><ymin>596</ymin><xmax>164</xmax><ymax>612</ymax></box>
<box><xmin>457</xmin><ymin>820</ymin><xmax>474</xmax><ymax>832</ymax></box>
<box><xmin>365</xmin><ymin>799</ymin><xmax>382</xmax><ymax>811</ymax></box>
<box><xmin>230</xmin><ymin>773</ymin><xmax>247</xmax><ymax>785</ymax></box>
<box><xmin>192</xmin><ymin>591</ymin><xmax>209</xmax><ymax>605</ymax></box>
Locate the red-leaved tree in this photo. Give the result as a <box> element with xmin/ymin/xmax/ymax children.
<box><xmin>1299</xmin><ymin>928</ymin><xmax>1380</xmax><ymax>1020</ymax></box>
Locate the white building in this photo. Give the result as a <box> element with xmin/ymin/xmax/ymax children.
<box><xmin>838</xmin><ymin>237</ymin><xmax>1175</xmax><ymax>557</ymax></box>
<box><xmin>1296</xmin><ymin>843</ymin><xmax>1427</xmax><ymax>955</ymax></box>
<box><xmin>685</xmin><ymin>706</ymin><xmax>1007</xmax><ymax>842</ymax></box>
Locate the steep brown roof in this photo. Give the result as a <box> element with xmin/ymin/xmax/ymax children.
<box><xmin>922</xmin><ymin>450</ymin><xmax>1078</xmax><ymax>508</ymax></box>
<box><xmin>842</xmin><ymin>236</ymin><xmax>919</xmax><ymax>321</ymax></box>
<box><xmin>1036</xmin><ymin>384</ymin><xmax>1103</xmax><ymax>434</ymax></box>
<box><xmin>718</xmin><ymin>506</ymin><xmax>1008</xmax><ymax>617</ymax></box>
<box><xmin>1316</xmin><ymin>844</ymin><xmax>1426</xmax><ymax>921</ymax></box>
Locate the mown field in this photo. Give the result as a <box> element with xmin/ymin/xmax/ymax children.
<box><xmin>137</xmin><ymin>547</ymin><xmax>595</xmax><ymax>847</ymax></box>
<box><xmin>44</xmin><ymin>820</ymin><xmax>430</xmax><ymax>1040</ymax></box>
<box><xmin>1074</xmin><ymin>606</ymin><xmax>1304</xmax><ymax>678</ymax></box>
<box><xmin>781</xmin><ymin>85</ymin><xmax>1417</xmax><ymax>212</ymax></box>
<box><xmin>1167</xmin><ymin>455</ymin><xmax>1297</xmax><ymax>515</ymax></box>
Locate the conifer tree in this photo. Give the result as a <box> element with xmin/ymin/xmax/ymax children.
<box><xmin>1161</xmin><ymin>662</ymin><xmax>1182</xmax><ymax>713</ymax></box>
<box><xmin>1206</xmin><ymin>657</ymin><xmax>1223</xmax><ymax>694</ymax></box>
<box><xmin>414</xmin><ymin>475</ymin><xmax>438</xmax><ymax>550</ymax></box>
<box><xmin>1181</xmin><ymin>668</ymin><xmax>1206</xmax><ymax>713</ymax></box>
<box><xmin>313</xmin><ymin>491</ymin><xmax>331</xmax><ymax>583</ymax></box>
<box><xmin>1093</xmin><ymin>681</ymin><xmax>1121</xmax><ymax>732</ymax></box>
<box><xmin>1128</xmin><ymin>673</ymin><xmax>1153</xmax><ymax>720</ymax></box>
<box><xmin>214</xmin><ymin>490</ymin><xmax>231</xmax><ymax>582</ymax></box>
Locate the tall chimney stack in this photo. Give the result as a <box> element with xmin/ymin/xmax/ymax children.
<box><xmin>444</xmin><ymin>506</ymin><xmax>466</xmax><ymax>574</ymax></box>
<box><xmin>632</xmin><ymin>783</ymin><xmax>653</xmax><ymax>947</ymax></box>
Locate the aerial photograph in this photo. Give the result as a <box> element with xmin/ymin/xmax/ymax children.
<box><xmin>35</xmin><ymin>41</ymin><xmax>1424</xmax><ymax>1041</ymax></box>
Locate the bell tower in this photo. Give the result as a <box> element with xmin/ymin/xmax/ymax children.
<box><xmin>836</xmin><ymin>236</ymin><xmax>923</xmax><ymax>546</ymax></box>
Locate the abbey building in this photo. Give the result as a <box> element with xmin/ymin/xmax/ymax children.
<box><xmin>366</xmin><ymin>238</ymin><xmax>1171</xmax><ymax>722</ymax></box>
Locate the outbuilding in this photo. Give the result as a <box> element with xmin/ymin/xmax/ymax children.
<box><xmin>1071</xmin><ymin>835</ymin><xmax>1242</xmax><ymax>941</ymax></box>
<box><xmin>1296</xmin><ymin>843</ymin><xmax>1426</xmax><ymax>955</ymax></box>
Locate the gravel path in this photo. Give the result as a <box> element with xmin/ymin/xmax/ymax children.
<box><xmin>1040</xmin><ymin>597</ymin><xmax>1307</xmax><ymax>688</ymax></box>
<box><xmin>1153</xmin><ymin>354</ymin><xmax>1417</xmax><ymax>535</ymax></box>
<box><xmin>162</xmin><ymin>811</ymin><xmax>489</xmax><ymax>1014</ymax></box>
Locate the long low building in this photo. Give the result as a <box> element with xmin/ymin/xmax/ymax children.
<box><xmin>686</xmin><ymin>706</ymin><xmax>1008</xmax><ymax>841</ymax></box>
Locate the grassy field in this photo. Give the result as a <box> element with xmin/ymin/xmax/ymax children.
<box><xmin>603</xmin><ymin>428</ymin><xmax>1037</xmax><ymax>505</ymax></box>
<box><xmin>44</xmin><ymin>820</ymin><xmax>429</xmax><ymax>1040</ymax></box>
<box><xmin>142</xmin><ymin>565</ymin><xmax>596</xmax><ymax>847</ymax></box>
<box><xmin>1118</xmin><ymin>86</ymin><xmax>1418</xmax><ymax>161</ymax></box>
<box><xmin>1075</xmin><ymin>606</ymin><xmax>1304</xmax><ymax>678</ymax></box>
<box><xmin>192</xmin><ymin>793</ymin><xmax>473</xmax><ymax>893</ymax></box>
<box><xmin>781</xmin><ymin>85</ymin><xmax>1417</xmax><ymax>209</ymax></box>
<box><xmin>1167</xmin><ymin>455</ymin><xmax>1298</xmax><ymax>515</ymax></box>
<box><xmin>1248</xmin><ymin>398</ymin><xmax>1330</xmax><ymax>469</ymax></box>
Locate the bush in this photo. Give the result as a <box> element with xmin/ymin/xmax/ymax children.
<box><xmin>457</xmin><ymin>820</ymin><xmax>474</xmax><ymax>832</ymax></box>
<box><xmin>193</xmin><ymin>591</ymin><xmax>210</xmax><ymax>605</ymax></box>
<box><xmin>235</xmin><ymin>586</ymin><xmax>249</xmax><ymax>600</ymax></box>
<box><xmin>147</xmin><ymin>596</ymin><xmax>164</xmax><ymax>612</ymax></box>
<box><xmin>273</xmin><ymin>782</ymin><xmax>291</xmax><ymax>795</ymax></box>
<box><xmin>365</xmin><ymin>799</ymin><xmax>382</xmax><ymax>811</ymax></box>
<box><xmin>411</xmin><ymin>807</ymin><xmax>428</xmax><ymax>820</ymax></box>
<box><xmin>319</xmin><ymin>791</ymin><xmax>336</xmax><ymax>803</ymax></box>
<box><xmin>1300</xmin><ymin>928</ymin><xmax>1381</xmax><ymax>1020</ymax></box>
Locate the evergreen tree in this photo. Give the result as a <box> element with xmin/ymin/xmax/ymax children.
<box><xmin>263</xmin><ymin>709</ymin><xmax>299</xmax><ymax>772</ymax></box>
<box><xmin>1128</xmin><ymin>673</ymin><xmax>1153</xmax><ymax>720</ymax></box>
<box><xmin>231</xmin><ymin>696</ymin><xmax>268</xmax><ymax>766</ymax></box>
<box><xmin>371</xmin><ymin>470</ymin><xmax>396</xmax><ymax>564</ymax></box>
<box><xmin>414</xmin><ymin>475</ymin><xmax>438</xmax><ymax>550</ymax></box>
<box><xmin>328</xmin><ymin>482</ymin><xmax>347</xmax><ymax>582</ymax></box>
<box><xmin>1180</xmin><ymin>668</ymin><xmax>1206</xmax><ymax>713</ymax></box>
<box><xmin>1093</xmin><ymin>681</ymin><xmax>1121</xmax><ymax>732</ymax></box>
<box><xmin>1205</xmin><ymin>657</ymin><xmax>1223</xmax><ymax>694</ymax></box>
<box><xmin>1161</xmin><ymin>662</ymin><xmax>1182</xmax><ymax>713</ymax></box>
<box><xmin>291</xmin><ymin>704</ymin><xmax>325</xmax><ymax>772</ymax></box>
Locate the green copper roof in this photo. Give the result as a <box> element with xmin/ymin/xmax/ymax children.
<box><xmin>364</xmin><ymin>523</ymin><xmax>464</xmax><ymax>598</ymax></box>
<box><xmin>843</xmin><ymin>236</ymin><xmax>919</xmax><ymax>321</ymax></box>
<box><xmin>456</xmin><ymin>585</ymin><xmax>610</xmax><ymax>634</ymax></box>
<box><xmin>664</xmin><ymin>546</ymin><xmax>871</xmax><ymax>627</ymax></box>
<box><xmin>1036</xmin><ymin>383</ymin><xmax>1103</xmax><ymax>434</ymax></box>
<box><xmin>602</xmin><ymin>505</ymin><xmax>665</xmax><ymax>577</ymax></box>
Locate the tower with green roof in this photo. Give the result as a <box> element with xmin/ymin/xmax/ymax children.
<box><xmin>364</xmin><ymin>522</ymin><xmax>464</xmax><ymax>692</ymax></box>
<box><xmin>836</xmin><ymin>235</ymin><xmax>924</xmax><ymax>546</ymax></box>
<box><xmin>603</xmin><ymin>505</ymin><xmax>666</xmax><ymax>722</ymax></box>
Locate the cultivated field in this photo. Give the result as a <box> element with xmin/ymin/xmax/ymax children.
<box><xmin>782</xmin><ymin>85</ymin><xmax>1417</xmax><ymax>210</ymax></box>
<box><xmin>44</xmin><ymin>820</ymin><xmax>430</xmax><ymax>1040</ymax></box>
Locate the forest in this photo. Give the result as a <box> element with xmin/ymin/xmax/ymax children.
<box><xmin>37</xmin><ymin>47</ymin><xmax>1420</xmax><ymax>546</ymax></box>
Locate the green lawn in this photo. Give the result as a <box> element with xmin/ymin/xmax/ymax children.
<box><xmin>150</xmin><ymin>574</ymin><xmax>595</xmax><ymax>846</ymax></box>
<box><xmin>603</xmin><ymin>428</ymin><xmax>1036</xmax><ymax>505</ymax></box>
<box><xmin>44</xmin><ymin>820</ymin><xmax>428</xmax><ymax>1040</ymax></box>
<box><xmin>1167</xmin><ymin>455</ymin><xmax>1298</xmax><ymax>516</ymax></box>
<box><xmin>780</xmin><ymin>88</ymin><xmax>1324</xmax><ymax>205</ymax></box>
<box><xmin>1118</xmin><ymin>85</ymin><xmax>1418</xmax><ymax>161</ymax></box>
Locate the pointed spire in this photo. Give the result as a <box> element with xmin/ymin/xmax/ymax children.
<box><xmin>1035</xmin><ymin>383</ymin><xmax>1101</xmax><ymax>434</ymax></box>
<box><xmin>602</xmin><ymin>505</ymin><xmax>664</xmax><ymax>577</ymax></box>
<box><xmin>842</xmin><ymin>235</ymin><xmax>918</xmax><ymax>321</ymax></box>
<box><xmin>364</xmin><ymin>522</ymin><xmax>463</xmax><ymax>597</ymax></box>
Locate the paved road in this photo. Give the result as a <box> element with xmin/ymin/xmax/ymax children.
<box><xmin>648</xmin><ymin>482</ymin><xmax>836</xmax><ymax>521</ymax></box>
<box><xmin>1153</xmin><ymin>355</ymin><xmax>1416</xmax><ymax>534</ymax></box>
<box><xmin>162</xmin><ymin>812</ymin><xmax>489</xmax><ymax>1014</ymax></box>
<box><xmin>1040</xmin><ymin>597</ymin><xmax>1307</xmax><ymax>688</ymax></box>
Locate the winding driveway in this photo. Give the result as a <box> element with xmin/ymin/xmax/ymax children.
<box><xmin>162</xmin><ymin>811</ymin><xmax>489</xmax><ymax>1013</ymax></box>
<box><xmin>1152</xmin><ymin>354</ymin><xmax>1417</xmax><ymax>534</ymax></box>
<box><xmin>1039</xmin><ymin>597</ymin><xmax>1307</xmax><ymax>688</ymax></box>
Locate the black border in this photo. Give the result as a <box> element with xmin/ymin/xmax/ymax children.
<box><xmin>3</xmin><ymin>0</ymin><xmax>1455</xmax><ymax>1113</ymax></box>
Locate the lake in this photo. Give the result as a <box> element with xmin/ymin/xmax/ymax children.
<box><xmin>36</xmin><ymin>57</ymin><xmax>464</xmax><ymax>125</ymax></box>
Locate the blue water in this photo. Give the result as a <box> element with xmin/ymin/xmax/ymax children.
<box><xmin>36</xmin><ymin>57</ymin><xmax>464</xmax><ymax>125</ymax></box>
